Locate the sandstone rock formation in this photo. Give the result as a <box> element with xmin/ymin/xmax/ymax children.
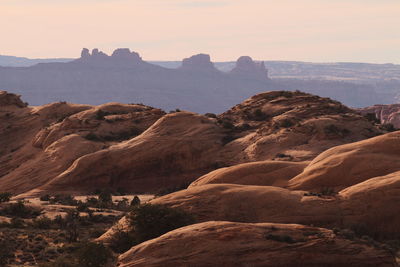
<box><xmin>288</xmin><ymin>131</ymin><xmax>400</xmax><ymax>191</ymax></box>
<box><xmin>339</xmin><ymin>170</ymin><xmax>400</xmax><ymax>239</ymax></box>
<box><xmin>190</xmin><ymin>160</ymin><xmax>307</xmax><ymax>187</ymax></box>
<box><xmin>358</xmin><ymin>104</ymin><xmax>400</xmax><ymax>129</ymax></box>
<box><xmin>151</xmin><ymin>184</ymin><xmax>339</xmax><ymax>225</ymax></box>
<box><xmin>1</xmin><ymin>90</ymin><xmax>387</xmax><ymax>197</ymax></box>
<box><xmin>217</xmin><ymin>90</ymin><xmax>382</xmax><ymax>163</ymax></box>
<box><xmin>0</xmin><ymin>91</ymin><xmax>165</xmax><ymax>195</ymax></box>
<box><xmin>117</xmin><ymin>222</ymin><xmax>397</xmax><ymax>267</ymax></box>
<box><xmin>22</xmin><ymin>112</ymin><xmax>226</xmax><ymax>196</ymax></box>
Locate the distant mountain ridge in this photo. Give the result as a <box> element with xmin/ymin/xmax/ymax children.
<box><xmin>0</xmin><ymin>48</ymin><xmax>398</xmax><ymax>113</ymax></box>
<box><xmin>1</xmin><ymin>53</ymin><xmax>399</xmax><ymax>83</ymax></box>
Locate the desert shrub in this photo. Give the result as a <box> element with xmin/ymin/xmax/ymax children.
<box><xmin>0</xmin><ymin>192</ymin><xmax>12</xmax><ymax>203</ymax></box>
<box><xmin>364</xmin><ymin>113</ymin><xmax>380</xmax><ymax>124</ymax></box>
<box><xmin>75</xmin><ymin>242</ymin><xmax>114</xmax><ymax>267</ymax></box>
<box><xmin>128</xmin><ymin>204</ymin><xmax>195</xmax><ymax>243</ymax></box>
<box><xmin>63</xmin><ymin>210</ymin><xmax>80</xmax><ymax>242</ymax></box>
<box><xmin>275</xmin><ymin>153</ymin><xmax>291</xmax><ymax>159</ymax></box>
<box><xmin>9</xmin><ymin>217</ymin><xmax>25</xmax><ymax>228</ymax></box>
<box><xmin>89</xmin><ymin>227</ymin><xmax>106</xmax><ymax>239</ymax></box>
<box><xmin>265</xmin><ymin>233</ymin><xmax>296</xmax><ymax>243</ymax></box>
<box><xmin>76</xmin><ymin>201</ymin><xmax>89</xmax><ymax>212</ymax></box>
<box><xmin>0</xmin><ymin>239</ymin><xmax>14</xmax><ymax>267</ymax></box>
<box><xmin>252</xmin><ymin>109</ymin><xmax>268</xmax><ymax>121</ymax></box>
<box><xmin>278</xmin><ymin>91</ymin><xmax>294</xmax><ymax>98</ymax></box>
<box><xmin>238</xmin><ymin>123</ymin><xmax>251</xmax><ymax>131</ymax></box>
<box><xmin>130</xmin><ymin>196</ymin><xmax>141</xmax><ymax>207</ymax></box>
<box><xmin>221</xmin><ymin>135</ymin><xmax>236</xmax><ymax>145</ymax></box>
<box><xmin>51</xmin><ymin>194</ymin><xmax>78</xmax><ymax>206</ymax></box>
<box><xmin>98</xmin><ymin>190</ymin><xmax>112</xmax><ymax>205</ymax></box>
<box><xmin>381</xmin><ymin>123</ymin><xmax>397</xmax><ymax>132</ymax></box>
<box><xmin>95</xmin><ymin>109</ymin><xmax>109</xmax><ymax>120</ymax></box>
<box><xmin>102</xmin><ymin>128</ymin><xmax>143</xmax><ymax>141</ymax></box>
<box><xmin>0</xmin><ymin>201</ymin><xmax>41</xmax><ymax>218</ymax></box>
<box><xmin>32</xmin><ymin>216</ymin><xmax>52</xmax><ymax>229</ymax></box>
<box><xmin>320</xmin><ymin>187</ymin><xmax>336</xmax><ymax>196</ymax></box>
<box><xmin>85</xmin><ymin>197</ymin><xmax>99</xmax><ymax>206</ymax></box>
<box><xmin>40</xmin><ymin>194</ymin><xmax>51</xmax><ymax>201</ymax></box>
<box><xmin>338</xmin><ymin>229</ymin><xmax>356</xmax><ymax>240</ymax></box>
<box><xmin>40</xmin><ymin>242</ymin><xmax>114</xmax><ymax>267</ymax></box>
<box><xmin>280</xmin><ymin>119</ymin><xmax>294</xmax><ymax>128</ymax></box>
<box><xmin>109</xmin><ymin>227</ymin><xmax>136</xmax><ymax>253</ymax></box>
<box><xmin>204</xmin><ymin>113</ymin><xmax>217</xmax><ymax>118</ymax></box>
<box><xmin>155</xmin><ymin>182</ymin><xmax>190</xmax><ymax>196</ymax></box>
<box><xmin>324</xmin><ymin>124</ymin><xmax>350</xmax><ymax>136</ymax></box>
<box><xmin>221</xmin><ymin>120</ymin><xmax>235</xmax><ymax>129</ymax></box>
<box><xmin>84</xmin><ymin>132</ymin><xmax>101</xmax><ymax>142</ymax></box>
<box><xmin>115</xmin><ymin>198</ymin><xmax>129</xmax><ymax>211</ymax></box>
<box><xmin>115</xmin><ymin>187</ymin><xmax>127</xmax><ymax>196</ymax></box>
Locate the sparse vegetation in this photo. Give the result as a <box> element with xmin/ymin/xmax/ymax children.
<box><xmin>251</xmin><ymin>109</ymin><xmax>268</xmax><ymax>121</ymax></box>
<box><xmin>381</xmin><ymin>123</ymin><xmax>397</xmax><ymax>132</ymax></box>
<box><xmin>221</xmin><ymin>134</ymin><xmax>236</xmax><ymax>145</ymax></box>
<box><xmin>324</xmin><ymin>124</ymin><xmax>350</xmax><ymax>136</ymax></box>
<box><xmin>84</xmin><ymin>132</ymin><xmax>101</xmax><ymax>141</ymax></box>
<box><xmin>0</xmin><ymin>192</ymin><xmax>12</xmax><ymax>203</ymax></box>
<box><xmin>279</xmin><ymin>119</ymin><xmax>294</xmax><ymax>128</ymax></box>
<box><xmin>128</xmin><ymin>204</ymin><xmax>194</xmax><ymax>243</ymax></box>
<box><xmin>0</xmin><ymin>239</ymin><xmax>14</xmax><ymax>267</ymax></box>
<box><xmin>40</xmin><ymin>242</ymin><xmax>115</xmax><ymax>267</ymax></box>
<box><xmin>156</xmin><ymin>182</ymin><xmax>190</xmax><ymax>196</ymax></box>
<box><xmin>265</xmin><ymin>233</ymin><xmax>297</xmax><ymax>243</ymax></box>
<box><xmin>364</xmin><ymin>113</ymin><xmax>380</xmax><ymax>124</ymax></box>
<box><xmin>204</xmin><ymin>113</ymin><xmax>217</xmax><ymax>118</ymax></box>
<box><xmin>95</xmin><ymin>109</ymin><xmax>109</xmax><ymax>120</ymax></box>
<box><xmin>0</xmin><ymin>201</ymin><xmax>42</xmax><ymax>218</ymax></box>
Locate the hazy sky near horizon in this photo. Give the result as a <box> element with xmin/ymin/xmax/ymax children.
<box><xmin>1</xmin><ymin>0</ymin><xmax>399</xmax><ymax>63</ymax></box>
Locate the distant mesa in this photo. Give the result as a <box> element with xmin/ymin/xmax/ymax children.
<box><xmin>78</xmin><ymin>48</ymin><xmax>144</xmax><ymax>64</ymax></box>
<box><xmin>230</xmin><ymin>56</ymin><xmax>269</xmax><ymax>80</ymax></box>
<box><xmin>181</xmin><ymin>54</ymin><xmax>218</xmax><ymax>72</ymax></box>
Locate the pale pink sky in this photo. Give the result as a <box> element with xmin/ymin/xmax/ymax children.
<box><xmin>1</xmin><ymin>0</ymin><xmax>399</xmax><ymax>63</ymax></box>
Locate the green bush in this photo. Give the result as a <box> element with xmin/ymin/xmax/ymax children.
<box><xmin>0</xmin><ymin>193</ymin><xmax>12</xmax><ymax>203</ymax></box>
<box><xmin>84</xmin><ymin>133</ymin><xmax>101</xmax><ymax>142</ymax></box>
<box><xmin>280</xmin><ymin>119</ymin><xmax>294</xmax><ymax>128</ymax></box>
<box><xmin>265</xmin><ymin>233</ymin><xmax>296</xmax><ymax>244</ymax></box>
<box><xmin>0</xmin><ymin>239</ymin><xmax>14</xmax><ymax>267</ymax></box>
<box><xmin>364</xmin><ymin>113</ymin><xmax>380</xmax><ymax>124</ymax></box>
<box><xmin>98</xmin><ymin>190</ymin><xmax>112</xmax><ymax>203</ymax></box>
<box><xmin>252</xmin><ymin>109</ymin><xmax>268</xmax><ymax>121</ymax></box>
<box><xmin>204</xmin><ymin>113</ymin><xmax>217</xmax><ymax>118</ymax></box>
<box><xmin>95</xmin><ymin>109</ymin><xmax>108</xmax><ymax>120</ymax></box>
<box><xmin>75</xmin><ymin>242</ymin><xmax>114</xmax><ymax>267</ymax></box>
<box><xmin>76</xmin><ymin>201</ymin><xmax>89</xmax><ymax>212</ymax></box>
<box><xmin>109</xmin><ymin>227</ymin><xmax>136</xmax><ymax>253</ymax></box>
<box><xmin>50</xmin><ymin>194</ymin><xmax>78</xmax><ymax>206</ymax></box>
<box><xmin>130</xmin><ymin>196</ymin><xmax>141</xmax><ymax>207</ymax></box>
<box><xmin>128</xmin><ymin>204</ymin><xmax>195</xmax><ymax>243</ymax></box>
<box><xmin>0</xmin><ymin>201</ymin><xmax>41</xmax><ymax>218</ymax></box>
<box><xmin>40</xmin><ymin>194</ymin><xmax>51</xmax><ymax>201</ymax></box>
<box><xmin>32</xmin><ymin>216</ymin><xmax>53</xmax><ymax>229</ymax></box>
<box><xmin>381</xmin><ymin>123</ymin><xmax>397</xmax><ymax>132</ymax></box>
<box><xmin>40</xmin><ymin>242</ymin><xmax>114</xmax><ymax>267</ymax></box>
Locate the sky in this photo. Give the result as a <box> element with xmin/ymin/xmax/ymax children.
<box><xmin>1</xmin><ymin>0</ymin><xmax>399</xmax><ymax>63</ymax></box>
